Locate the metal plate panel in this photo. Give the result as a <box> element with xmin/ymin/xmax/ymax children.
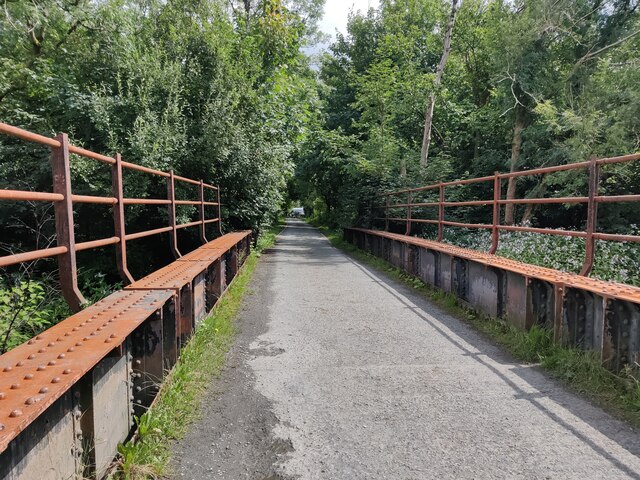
<box><xmin>131</xmin><ymin>312</ymin><xmax>164</xmax><ymax>415</ymax></box>
<box><xmin>506</xmin><ymin>272</ymin><xmax>528</xmax><ymax>330</ymax></box>
<box><xmin>390</xmin><ymin>241</ymin><xmax>403</xmax><ymax>269</ymax></box>
<box><xmin>605</xmin><ymin>299</ymin><xmax>640</xmax><ymax>370</ymax></box>
<box><xmin>0</xmin><ymin>391</ymin><xmax>80</xmax><ymax>480</ymax></box>
<box><xmin>468</xmin><ymin>261</ymin><xmax>500</xmax><ymax>318</ymax></box>
<box><xmin>439</xmin><ymin>253</ymin><xmax>453</xmax><ymax>293</ymax></box>
<box><xmin>418</xmin><ymin>248</ymin><xmax>437</xmax><ymax>286</ymax></box>
<box><xmin>193</xmin><ymin>273</ymin><xmax>206</xmax><ymax>324</ymax></box>
<box><xmin>92</xmin><ymin>352</ymin><xmax>131</xmax><ymax>478</ymax></box>
<box><xmin>452</xmin><ymin>258</ymin><xmax>468</xmax><ymax>301</ymax></box>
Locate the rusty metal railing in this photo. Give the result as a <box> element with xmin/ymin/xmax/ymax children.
<box><xmin>0</xmin><ymin>122</ymin><xmax>223</xmax><ymax>311</ymax></box>
<box><xmin>378</xmin><ymin>153</ymin><xmax>640</xmax><ymax>276</ymax></box>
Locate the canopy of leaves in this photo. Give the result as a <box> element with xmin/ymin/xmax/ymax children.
<box><xmin>294</xmin><ymin>0</ymin><xmax>640</xmax><ymax>232</ymax></box>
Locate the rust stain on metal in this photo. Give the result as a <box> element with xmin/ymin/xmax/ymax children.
<box><xmin>199</xmin><ymin>231</ymin><xmax>251</xmax><ymax>250</ymax></box>
<box><xmin>125</xmin><ymin>261</ymin><xmax>211</xmax><ymax>291</ymax></box>
<box><xmin>178</xmin><ymin>248</ymin><xmax>226</xmax><ymax>263</ymax></box>
<box><xmin>0</xmin><ymin>289</ymin><xmax>174</xmax><ymax>453</ymax></box>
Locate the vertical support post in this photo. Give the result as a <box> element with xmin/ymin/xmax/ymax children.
<box><xmin>216</xmin><ymin>185</ymin><xmax>223</xmax><ymax>236</ymax></box>
<box><xmin>490</xmin><ymin>172</ymin><xmax>501</xmax><ymax>254</ymax></box>
<box><xmin>580</xmin><ymin>156</ymin><xmax>600</xmax><ymax>276</ymax></box>
<box><xmin>51</xmin><ymin>133</ymin><xmax>85</xmax><ymax>312</ymax></box>
<box><xmin>167</xmin><ymin>170</ymin><xmax>181</xmax><ymax>258</ymax></box>
<box><xmin>385</xmin><ymin>195</ymin><xmax>390</xmax><ymax>231</ymax></box>
<box><xmin>437</xmin><ymin>184</ymin><xmax>444</xmax><ymax>242</ymax></box>
<box><xmin>199</xmin><ymin>180</ymin><xmax>207</xmax><ymax>244</ymax></box>
<box><xmin>405</xmin><ymin>192</ymin><xmax>412</xmax><ymax>236</ymax></box>
<box><xmin>112</xmin><ymin>153</ymin><xmax>134</xmax><ymax>284</ymax></box>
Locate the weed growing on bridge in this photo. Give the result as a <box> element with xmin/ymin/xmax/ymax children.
<box><xmin>112</xmin><ymin>224</ymin><xmax>283</xmax><ymax>479</ymax></box>
<box><xmin>318</xmin><ymin>225</ymin><xmax>640</xmax><ymax>426</ymax></box>
<box><xmin>0</xmin><ymin>270</ymin><xmax>119</xmax><ymax>354</ymax></box>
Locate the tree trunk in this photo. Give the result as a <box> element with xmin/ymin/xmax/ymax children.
<box><xmin>520</xmin><ymin>182</ymin><xmax>547</xmax><ymax>224</ymax></box>
<box><xmin>473</xmin><ymin>129</ymin><xmax>481</xmax><ymax>160</ymax></box>
<box><xmin>420</xmin><ymin>0</ymin><xmax>460</xmax><ymax>167</ymax></box>
<box><xmin>400</xmin><ymin>157</ymin><xmax>406</xmax><ymax>177</ymax></box>
<box><xmin>521</xmin><ymin>203</ymin><xmax>534</xmax><ymax>225</ymax></box>
<box><xmin>504</xmin><ymin>104</ymin><xmax>525</xmax><ymax>225</ymax></box>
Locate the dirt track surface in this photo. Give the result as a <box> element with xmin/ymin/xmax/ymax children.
<box><xmin>171</xmin><ymin>220</ymin><xmax>640</xmax><ymax>479</ymax></box>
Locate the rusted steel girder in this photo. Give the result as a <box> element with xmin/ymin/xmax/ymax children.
<box><xmin>0</xmin><ymin>289</ymin><xmax>174</xmax><ymax>453</ymax></box>
<box><xmin>51</xmin><ymin>133</ymin><xmax>86</xmax><ymax>312</ymax></box>
<box><xmin>112</xmin><ymin>153</ymin><xmax>134</xmax><ymax>285</ymax></box>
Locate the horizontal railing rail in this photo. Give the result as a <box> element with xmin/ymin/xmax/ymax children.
<box><xmin>0</xmin><ymin>122</ymin><xmax>224</xmax><ymax>311</ymax></box>
<box><xmin>378</xmin><ymin>152</ymin><xmax>640</xmax><ymax>276</ymax></box>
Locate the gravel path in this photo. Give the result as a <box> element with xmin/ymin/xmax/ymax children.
<box><xmin>171</xmin><ymin>220</ymin><xmax>640</xmax><ymax>479</ymax></box>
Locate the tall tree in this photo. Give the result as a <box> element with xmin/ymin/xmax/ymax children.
<box><xmin>420</xmin><ymin>0</ymin><xmax>460</xmax><ymax>167</ymax></box>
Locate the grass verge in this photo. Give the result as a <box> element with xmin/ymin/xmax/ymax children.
<box><xmin>315</xmin><ymin>224</ymin><xmax>640</xmax><ymax>427</ymax></box>
<box><xmin>111</xmin><ymin>223</ymin><xmax>283</xmax><ymax>479</ymax></box>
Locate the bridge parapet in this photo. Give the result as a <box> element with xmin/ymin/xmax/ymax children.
<box><xmin>0</xmin><ymin>122</ymin><xmax>252</xmax><ymax>478</ymax></box>
<box><xmin>377</xmin><ymin>152</ymin><xmax>640</xmax><ymax>277</ymax></box>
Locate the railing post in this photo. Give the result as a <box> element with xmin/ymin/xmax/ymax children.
<box><xmin>51</xmin><ymin>133</ymin><xmax>86</xmax><ymax>311</ymax></box>
<box><xmin>490</xmin><ymin>172</ymin><xmax>501</xmax><ymax>254</ymax></box>
<box><xmin>437</xmin><ymin>183</ymin><xmax>444</xmax><ymax>242</ymax></box>
<box><xmin>405</xmin><ymin>192</ymin><xmax>412</xmax><ymax>236</ymax></box>
<box><xmin>167</xmin><ymin>170</ymin><xmax>181</xmax><ymax>258</ymax></box>
<box><xmin>580</xmin><ymin>156</ymin><xmax>600</xmax><ymax>276</ymax></box>
<box><xmin>385</xmin><ymin>195</ymin><xmax>390</xmax><ymax>231</ymax></box>
<box><xmin>112</xmin><ymin>153</ymin><xmax>134</xmax><ymax>284</ymax></box>
<box><xmin>199</xmin><ymin>180</ymin><xmax>207</xmax><ymax>244</ymax></box>
<box><xmin>216</xmin><ymin>185</ymin><xmax>223</xmax><ymax>236</ymax></box>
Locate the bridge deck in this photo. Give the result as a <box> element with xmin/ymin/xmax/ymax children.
<box><xmin>172</xmin><ymin>220</ymin><xmax>640</xmax><ymax>479</ymax></box>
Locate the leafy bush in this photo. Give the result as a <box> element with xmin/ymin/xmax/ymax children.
<box><xmin>0</xmin><ymin>280</ymin><xmax>66</xmax><ymax>354</ymax></box>
<box><xmin>441</xmin><ymin>227</ymin><xmax>640</xmax><ymax>285</ymax></box>
<box><xmin>0</xmin><ymin>269</ymin><xmax>120</xmax><ymax>354</ymax></box>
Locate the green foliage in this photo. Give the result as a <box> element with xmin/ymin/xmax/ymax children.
<box><xmin>293</xmin><ymin>0</ymin><xmax>640</xmax><ymax>243</ymax></box>
<box><xmin>0</xmin><ymin>281</ymin><xmax>55</xmax><ymax>353</ymax></box>
<box><xmin>0</xmin><ymin>270</ymin><xmax>121</xmax><ymax>354</ymax></box>
<box><xmin>444</xmin><ymin>228</ymin><xmax>640</xmax><ymax>285</ymax></box>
